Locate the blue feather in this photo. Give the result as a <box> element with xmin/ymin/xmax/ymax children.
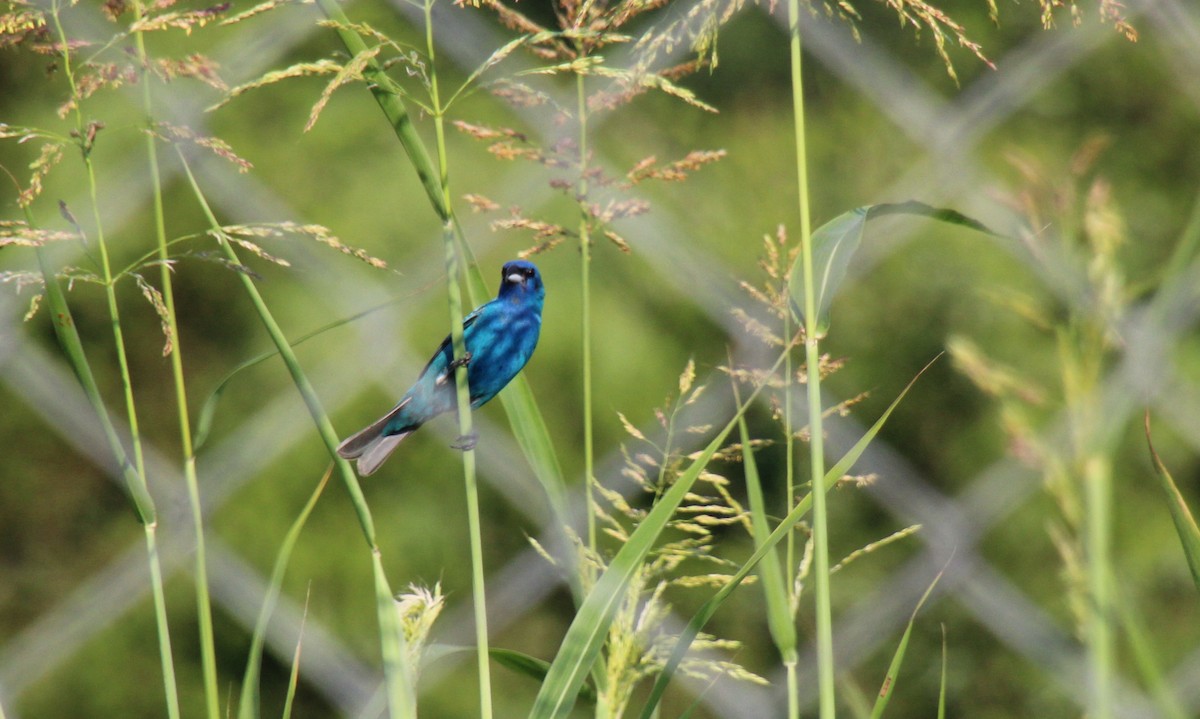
<box><xmin>337</xmin><ymin>260</ymin><xmax>545</xmax><ymax>475</ymax></box>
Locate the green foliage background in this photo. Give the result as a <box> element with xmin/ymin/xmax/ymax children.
<box><xmin>1</xmin><ymin>0</ymin><xmax>1199</xmax><ymax>717</ymax></box>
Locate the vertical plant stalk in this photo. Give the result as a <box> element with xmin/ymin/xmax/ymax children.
<box><xmin>312</xmin><ymin>0</ymin><xmax>568</xmax><ymax>539</ymax></box>
<box><xmin>176</xmin><ymin>152</ymin><xmax>415</xmax><ymax>719</ymax></box>
<box><xmin>129</xmin><ymin>3</ymin><xmax>220</xmax><ymax>716</ymax></box>
<box><xmin>1064</xmin><ymin>329</ymin><xmax>1113</xmax><ymax>719</ymax></box>
<box><xmin>575</xmin><ymin>71</ymin><xmax>598</xmax><ymax>561</ymax></box>
<box><xmin>1085</xmin><ymin>453</ymin><xmax>1113</xmax><ymax>719</ymax></box>
<box><xmin>787</xmin><ymin>0</ymin><xmax>836</xmax><ymax>715</ymax></box>
<box><xmin>45</xmin><ymin>4</ymin><xmax>180</xmax><ymax>717</ymax></box>
<box><xmin>425</xmin><ymin>2</ymin><xmax>493</xmax><ymax>715</ymax></box>
<box><xmin>782</xmin><ymin>275</ymin><xmax>800</xmax><ymax>719</ymax></box>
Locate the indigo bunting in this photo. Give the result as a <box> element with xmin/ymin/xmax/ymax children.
<box><xmin>337</xmin><ymin>259</ymin><xmax>545</xmax><ymax>475</ymax></box>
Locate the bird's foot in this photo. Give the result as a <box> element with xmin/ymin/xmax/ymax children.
<box><xmin>451</xmin><ymin>431</ymin><xmax>479</xmax><ymax>451</ymax></box>
<box><xmin>448</xmin><ymin>351</ymin><xmax>473</xmax><ymax>371</ymax></box>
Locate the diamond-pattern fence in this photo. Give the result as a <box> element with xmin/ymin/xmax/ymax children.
<box><xmin>2</xmin><ymin>0</ymin><xmax>1199</xmax><ymax>716</ymax></box>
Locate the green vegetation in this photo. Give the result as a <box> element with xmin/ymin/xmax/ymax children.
<box><xmin>2</xmin><ymin>0</ymin><xmax>1197</xmax><ymax>718</ymax></box>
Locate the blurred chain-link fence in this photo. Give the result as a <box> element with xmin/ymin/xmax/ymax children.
<box><xmin>3</xmin><ymin>0</ymin><xmax>1200</xmax><ymax>716</ymax></box>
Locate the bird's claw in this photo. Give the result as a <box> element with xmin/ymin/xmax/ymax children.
<box><xmin>448</xmin><ymin>351</ymin><xmax>473</xmax><ymax>371</ymax></box>
<box><xmin>451</xmin><ymin>432</ymin><xmax>479</xmax><ymax>451</ymax></box>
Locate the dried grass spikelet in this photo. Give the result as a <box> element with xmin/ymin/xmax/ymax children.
<box><xmin>153</xmin><ymin>122</ymin><xmax>252</xmax><ymax>172</ymax></box>
<box><xmin>209</xmin><ymin>58</ymin><xmax>342</xmax><ymax>112</ymax></box>
<box><xmin>134</xmin><ymin>274</ymin><xmax>175</xmax><ymax>356</ymax></box>
<box><xmin>152</xmin><ymin>53</ymin><xmax>227</xmax><ymax>91</ymax></box>
<box><xmin>17</xmin><ymin>142</ymin><xmax>65</xmax><ymax>208</ymax></box>
<box><xmin>214</xmin><ymin>222</ymin><xmax>388</xmax><ymax>270</ymax></box>
<box><xmin>128</xmin><ymin>2</ymin><xmax>230</xmax><ymax>35</ymax></box>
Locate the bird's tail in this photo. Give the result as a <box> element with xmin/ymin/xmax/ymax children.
<box><xmin>336</xmin><ymin>398</ymin><xmax>417</xmax><ymax>476</ymax></box>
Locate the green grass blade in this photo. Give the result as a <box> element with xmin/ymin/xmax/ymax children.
<box><xmin>491</xmin><ymin>648</ymin><xmax>597</xmax><ymax>704</ymax></box>
<box><xmin>195</xmin><ymin>300</ymin><xmax>400</xmax><ymax>451</ymax></box>
<box><xmin>32</xmin><ymin>245</ymin><xmax>155</xmax><ymax>519</ymax></box>
<box><xmin>733</xmin><ymin>383</ymin><xmax>796</xmax><ymax>663</ymax></box>
<box><xmin>1144</xmin><ymin>411</ymin><xmax>1200</xmax><ymax>592</ymax></box>
<box><xmin>310</xmin><ymin>0</ymin><xmax>568</xmax><ymax>524</ymax></box>
<box><xmin>530</xmin><ymin>351</ymin><xmax>790</xmax><ymax>719</ymax></box>
<box><xmin>177</xmin><ymin>150</ymin><xmax>415</xmax><ymax>718</ymax></box>
<box><xmin>1111</xmin><ymin>576</ymin><xmax>1188</xmax><ymax>719</ymax></box>
<box><xmin>869</xmin><ymin>564</ymin><xmax>945</xmax><ymax>719</ymax></box>
<box><xmin>528</xmin><ymin>426</ymin><xmax>739</xmax><ymax>719</ymax></box>
<box><xmin>238</xmin><ymin>467</ymin><xmax>331</xmax><ymax>719</ymax></box>
<box><xmin>281</xmin><ymin>588</ymin><xmax>310</xmax><ymax>719</ymax></box>
<box><xmin>636</xmin><ymin>357</ymin><xmax>938</xmax><ymax>719</ymax></box>
<box><xmin>938</xmin><ymin>625</ymin><xmax>948</xmax><ymax>719</ymax></box>
<box><xmin>789</xmin><ymin>202</ymin><xmax>997</xmax><ymax>333</ymax></box>
<box><xmin>455</xmin><ymin>226</ymin><xmax>569</xmax><ymax>523</ymax></box>
<box><xmin>313</xmin><ymin>0</ymin><xmax>447</xmax><ymax>220</ymax></box>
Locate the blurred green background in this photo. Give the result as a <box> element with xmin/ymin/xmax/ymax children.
<box><xmin>2</xmin><ymin>0</ymin><xmax>1199</xmax><ymax>717</ymax></box>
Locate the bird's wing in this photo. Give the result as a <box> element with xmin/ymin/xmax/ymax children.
<box><xmin>417</xmin><ymin>302</ymin><xmax>486</xmax><ymax>380</ymax></box>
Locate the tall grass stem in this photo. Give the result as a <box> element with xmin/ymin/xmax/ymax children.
<box><xmin>576</xmin><ymin>71</ymin><xmax>598</xmax><ymax>561</ymax></box>
<box><xmin>426</xmin><ymin>1</ymin><xmax>493</xmax><ymax>713</ymax></box>
<box><xmin>46</xmin><ymin>5</ymin><xmax>181</xmax><ymax>715</ymax></box>
<box><xmin>129</xmin><ymin>3</ymin><xmax>220</xmax><ymax>714</ymax></box>
<box><xmin>177</xmin><ymin>150</ymin><xmax>416</xmax><ymax>718</ymax></box>
<box><xmin>787</xmin><ymin>0</ymin><xmax>836</xmax><ymax>714</ymax></box>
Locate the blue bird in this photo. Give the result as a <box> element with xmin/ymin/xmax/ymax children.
<box><xmin>337</xmin><ymin>259</ymin><xmax>545</xmax><ymax>475</ymax></box>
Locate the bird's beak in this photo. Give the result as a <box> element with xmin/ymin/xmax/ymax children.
<box><xmin>506</xmin><ymin>271</ymin><xmax>525</xmax><ymax>286</ymax></box>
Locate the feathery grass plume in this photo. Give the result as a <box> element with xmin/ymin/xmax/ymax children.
<box><xmin>213</xmin><ymin>222</ymin><xmax>388</xmax><ymax>269</ymax></box>
<box><xmin>152</xmin><ymin>122</ymin><xmax>252</xmax><ymax>171</ymax></box>
<box><xmin>954</xmin><ymin>141</ymin><xmax>1135</xmax><ymax>718</ymax></box>
<box><xmin>568</xmin><ymin>361</ymin><xmax>766</xmax><ymax>715</ymax></box>
<box><xmin>733</xmin><ymin>228</ymin><xmax>859</xmax><ymax>432</ymax></box>
<box><xmin>451</xmin><ymin>1</ymin><xmax>727</xmax><ymax>258</ymax></box>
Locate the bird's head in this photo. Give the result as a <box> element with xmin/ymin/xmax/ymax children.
<box><xmin>499</xmin><ymin>259</ymin><xmax>544</xmax><ymax>303</ymax></box>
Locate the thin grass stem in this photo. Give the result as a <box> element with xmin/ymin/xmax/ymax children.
<box><xmin>129</xmin><ymin>3</ymin><xmax>220</xmax><ymax>715</ymax></box>
<box><xmin>46</xmin><ymin>5</ymin><xmax>180</xmax><ymax>716</ymax></box>
<box><xmin>176</xmin><ymin>149</ymin><xmax>415</xmax><ymax>719</ymax></box>
<box><xmin>576</xmin><ymin>71</ymin><xmax>598</xmax><ymax>564</ymax></box>
<box><xmin>787</xmin><ymin>0</ymin><xmax>835</xmax><ymax>715</ymax></box>
<box><xmin>1084</xmin><ymin>453</ymin><xmax>1114</xmax><ymax>719</ymax></box>
<box><xmin>425</xmin><ymin>1</ymin><xmax>493</xmax><ymax>714</ymax></box>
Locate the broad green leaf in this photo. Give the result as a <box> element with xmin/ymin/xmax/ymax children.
<box><xmin>869</xmin><ymin>564</ymin><xmax>945</xmax><ymax>719</ymax></box>
<box><xmin>1144</xmin><ymin>411</ymin><xmax>1200</xmax><ymax>592</ymax></box>
<box><xmin>789</xmin><ymin>201</ymin><xmax>997</xmax><ymax>334</ymax></box>
<box><xmin>637</xmin><ymin>356</ymin><xmax>939</xmax><ymax>719</ymax></box>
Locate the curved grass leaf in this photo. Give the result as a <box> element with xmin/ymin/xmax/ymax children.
<box><xmin>938</xmin><ymin>625</ymin><xmax>948</xmax><ymax>719</ymax></box>
<box><xmin>194</xmin><ymin>300</ymin><xmax>399</xmax><ymax>451</ymax></box>
<box><xmin>238</xmin><ymin>467</ymin><xmax>330</xmax><ymax>719</ymax></box>
<box><xmin>733</xmin><ymin>383</ymin><xmax>796</xmax><ymax>663</ymax></box>
<box><xmin>789</xmin><ymin>201</ymin><xmax>997</xmax><ymax>334</ymax></box>
<box><xmin>869</xmin><ymin>563</ymin><xmax>945</xmax><ymax>719</ymax></box>
<box><xmin>636</xmin><ymin>356</ymin><xmax>939</xmax><ymax>719</ymax></box>
<box><xmin>1144</xmin><ymin>411</ymin><xmax>1200</xmax><ymax>592</ymax></box>
<box><xmin>491</xmin><ymin>648</ymin><xmax>597</xmax><ymax>704</ymax></box>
